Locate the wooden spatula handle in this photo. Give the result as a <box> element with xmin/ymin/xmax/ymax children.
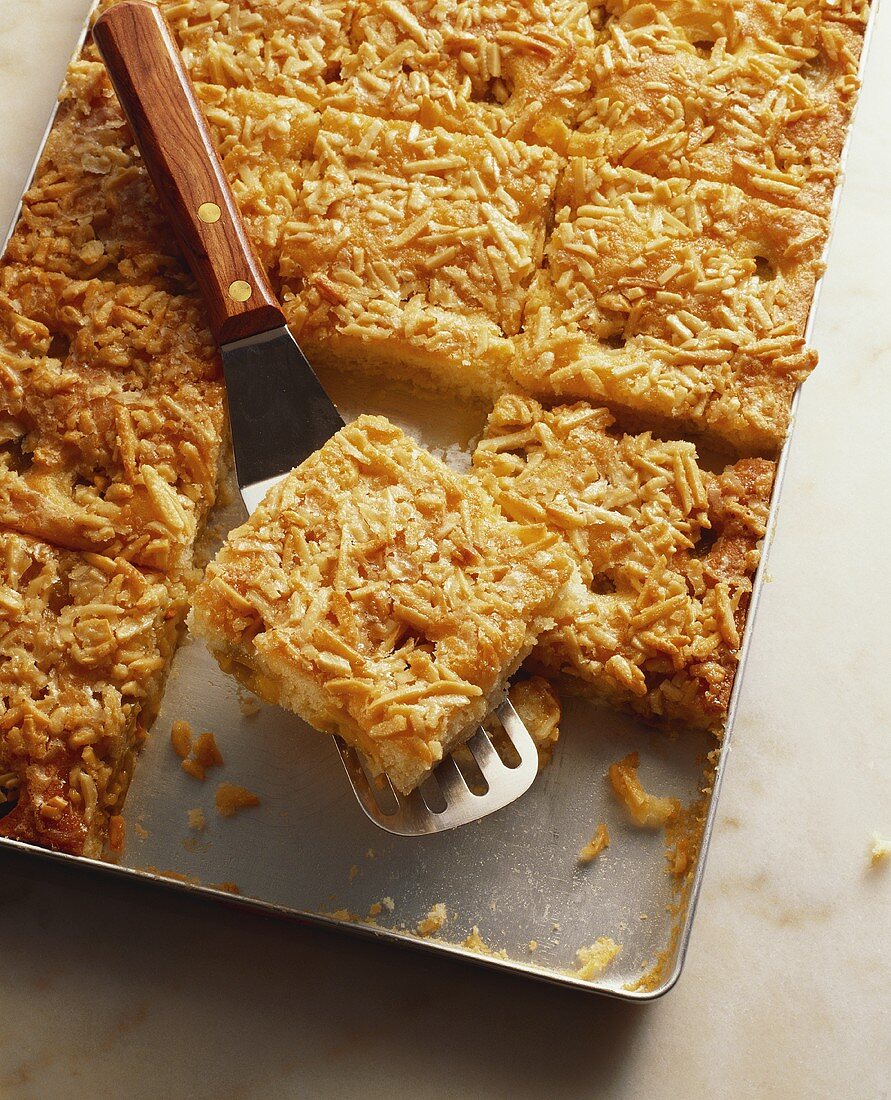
<box><xmin>92</xmin><ymin>0</ymin><xmax>285</xmax><ymax>346</ymax></box>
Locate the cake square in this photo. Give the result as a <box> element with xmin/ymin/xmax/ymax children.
<box><xmin>275</xmin><ymin>108</ymin><xmax>562</xmax><ymax>400</ymax></box>
<box><xmin>0</xmin><ymin>267</ymin><xmax>226</xmax><ymax>571</ymax></box>
<box><xmin>0</xmin><ymin>529</ymin><xmax>187</xmax><ymax>856</ymax></box>
<box><xmin>331</xmin><ymin>0</ymin><xmax>599</xmax><ymax>147</ymax></box>
<box><xmin>4</xmin><ymin>61</ymin><xmax>186</xmax><ymax>288</ymax></box>
<box><xmin>568</xmin><ymin>0</ymin><xmax>867</xmax><ymax>216</ymax></box>
<box><xmin>511</xmin><ymin>157</ymin><xmax>826</xmax><ymax>452</ymax></box>
<box><xmin>190</xmin><ymin>415</ymin><xmax>571</xmax><ymax>794</ymax></box>
<box><xmin>472</xmin><ymin>395</ymin><xmax>774</xmax><ymax>731</ymax></box>
<box><xmin>91</xmin><ymin>0</ymin><xmax>352</xmax><ymax>108</ymax></box>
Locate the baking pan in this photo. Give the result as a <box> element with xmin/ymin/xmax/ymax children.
<box><xmin>0</xmin><ymin>0</ymin><xmax>878</xmax><ymax>999</ymax></box>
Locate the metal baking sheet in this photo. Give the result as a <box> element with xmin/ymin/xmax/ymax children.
<box><xmin>0</xmin><ymin>0</ymin><xmax>878</xmax><ymax>999</ymax></box>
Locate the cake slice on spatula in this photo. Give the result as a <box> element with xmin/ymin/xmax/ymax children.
<box><xmin>93</xmin><ymin>0</ymin><xmax>570</xmax><ymax>833</ymax></box>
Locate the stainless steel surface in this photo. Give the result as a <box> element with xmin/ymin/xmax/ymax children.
<box><xmin>0</xmin><ymin>0</ymin><xmax>878</xmax><ymax>1000</ymax></box>
<box><xmin>221</xmin><ymin>326</ymin><xmax>345</xmax><ymax>511</ymax></box>
<box><xmin>337</xmin><ymin>700</ymin><xmax>540</xmax><ymax>835</ymax></box>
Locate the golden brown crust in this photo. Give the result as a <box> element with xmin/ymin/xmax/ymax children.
<box><xmin>569</xmin><ymin>0</ymin><xmax>868</xmax><ymax>217</ymax></box>
<box><xmin>331</xmin><ymin>0</ymin><xmax>600</xmax><ymax>146</ymax></box>
<box><xmin>276</xmin><ymin>108</ymin><xmax>562</xmax><ymax>400</ymax></box>
<box><xmin>6</xmin><ymin>60</ymin><xmax>320</xmax><ymax>286</ymax></box>
<box><xmin>472</xmin><ymin>395</ymin><xmax>774</xmax><ymax>730</ymax></box>
<box><xmin>512</xmin><ymin>157</ymin><xmax>825</xmax><ymax>453</ymax></box>
<box><xmin>191</xmin><ymin>416</ymin><xmax>571</xmax><ymax>793</ymax></box>
<box><xmin>0</xmin><ymin>529</ymin><xmax>188</xmax><ymax>856</ymax></box>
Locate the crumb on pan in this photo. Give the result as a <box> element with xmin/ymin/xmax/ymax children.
<box><xmin>212</xmin><ymin>882</ymin><xmax>241</xmax><ymax>895</ymax></box>
<box><xmin>215</xmin><ymin>783</ymin><xmax>260</xmax><ymax>818</ymax></box>
<box><xmin>181</xmin><ymin>758</ymin><xmax>206</xmax><ymax>781</ymax></box>
<box><xmin>170</xmin><ymin>720</ymin><xmax>193</xmax><ymax>759</ymax></box>
<box><xmin>461</xmin><ymin>927</ymin><xmax>507</xmax><ymax>959</ymax></box>
<box><xmin>194</xmin><ymin>732</ymin><xmax>224</xmax><ymax>770</ymax></box>
<box><xmin>609</xmin><ymin>752</ymin><xmax>680</xmax><ymax>828</ymax></box>
<box><xmin>187</xmin><ymin>808</ymin><xmax>206</xmax><ymax>832</ymax></box>
<box><xmin>573</xmin><ymin>937</ymin><xmax>622</xmax><ymax>981</ymax></box>
<box><xmin>579</xmin><ymin>823</ymin><xmax>610</xmax><ymax>864</ymax></box>
<box><xmin>528</xmin><ymin>940</ymin><xmax>538</xmax><ymax>952</ymax></box>
<box><xmin>665</xmin><ymin>794</ymin><xmax>709</xmax><ymax>882</ymax></box>
<box><xmin>348</xmin><ymin>864</ymin><xmax>359</xmax><ymax>881</ymax></box>
<box><xmin>416</xmin><ymin>903</ymin><xmax>447</xmax><ymax>937</ymax></box>
<box><xmin>179</xmin><ymin>732</ymin><xmax>224</xmax><ymax>781</ymax></box>
<box><xmin>107</xmin><ymin>814</ymin><xmax>125</xmax><ymax>854</ymax></box>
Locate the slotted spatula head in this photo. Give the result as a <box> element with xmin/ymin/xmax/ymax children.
<box><xmin>93</xmin><ymin>0</ymin><xmax>540</xmax><ymax>834</ymax></box>
<box><xmin>338</xmin><ymin>700</ymin><xmax>539</xmax><ymax>835</ymax></box>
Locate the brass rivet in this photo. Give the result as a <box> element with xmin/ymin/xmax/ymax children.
<box><xmin>198</xmin><ymin>202</ymin><xmax>222</xmax><ymax>223</ymax></box>
<box><xmin>228</xmin><ymin>280</ymin><xmax>253</xmax><ymax>303</ymax></box>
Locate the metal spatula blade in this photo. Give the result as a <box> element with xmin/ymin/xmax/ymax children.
<box><xmin>336</xmin><ymin>701</ymin><xmax>539</xmax><ymax>835</ymax></box>
<box><xmin>221</xmin><ymin>327</ymin><xmax>344</xmax><ymax>514</ymax></box>
<box><xmin>94</xmin><ymin>0</ymin><xmax>541</xmax><ymax>835</ymax></box>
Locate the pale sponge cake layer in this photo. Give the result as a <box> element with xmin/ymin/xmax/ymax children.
<box><xmin>190</xmin><ymin>415</ymin><xmax>571</xmax><ymax>794</ymax></box>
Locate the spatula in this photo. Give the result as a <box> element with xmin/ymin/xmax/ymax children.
<box><xmin>92</xmin><ymin>0</ymin><xmax>540</xmax><ymax>834</ymax></box>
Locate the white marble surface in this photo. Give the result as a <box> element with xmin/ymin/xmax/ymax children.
<box><xmin>1</xmin><ymin>1</ymin><xmax>889</xmax><ymax>1096</ymax></box>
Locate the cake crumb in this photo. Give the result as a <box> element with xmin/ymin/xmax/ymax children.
<box><xmin>382</xmin><ymin>896</ymin><xmax>395</xmax><ymax>912</ymax></box>
<box><xmin>368</xmin><ymin>902</ymin><xmax>383</xmax><ymax>918</ymax></box>
<box><xmin>194</xmin><ymin>732</ymin><xmax>224</xmax><ymax>770</ymax></box>
<box><xmin>365</xmin><ymin>848</ymin><xmax>376</xmax><ymax>859</ymax></box>
<box><xmin>181</xmin><ymin>758</ymin><xmax>206</xmax><ymax>781</ymax></box>
<box><xmin>609</xmin><ymin>752</ymin><xmax>680</xmax><ymax>827</ymax></box>
<box><xmin>416</xmin><ymin>903</ymin><xmax>447</xmax><ymax>937</ymax></box>
<box><xmin>869</xmin><ymin>834</ymin><xmax>890</xmax><ymax>866</ymax></box>
<box><xmin>579</xmin><ymin>823</ymin><xmax>610</xmax><ymax>864</ymax></box>
<box><xmin>329</xmin><ymin>908</ymin><xmax>353</xmax><ymax>921</ymax></box>
<box><xmin>108</xmin><ymin>814</ymin><xmax>125</xmax><ymax>853</ymax></box>
<box><xmin>215</xmin><ymin>783</ymin><xmax>260</xmax><ymax>817</ymax></box>
<box><xmin>528</xmin><ymin>940</ymin><xmax>538</xmax><ymax>952</ymax></box>
<box><xmin>170</xmin><ymin>720</ymin><xmax>193</xmax><ymax>759</ymax></box>
<box><xmin>237</xmin><ymin>690</ymin><xmax>262</xmax><ymax>717</ymax></box>
<box><xmin>461</xmin><ymin>927</ymin><xmax>507</xmax><ymax>958</ymax></box>
<box><xmin>574</xmin><ymin>937</ymin><xmax>622</xmax><ymax>981</ymax></box>
<box><xmin>187</xmin><ymin>808</ymin><xmax>206</xmax><ymax>832</ymax></box>
<box><xmin>348</xmin><ymin>864</ymin><xmax>359</xmax><ymax>881</ymax></box>
<box><xmin>134</xmin><ymin>821</ymin><xmax>149</xmax><ymax>840</ymax></box>
<box><xmin>212</xmin><ymin>882</ymin><xmax>241</xmax><ymax>895</ymax></box>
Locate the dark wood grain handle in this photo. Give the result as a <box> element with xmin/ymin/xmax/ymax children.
<box><xmin>92</xmin><ymin>0</ymin><xmax>285</xmax><ymax>346</ymax></box>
